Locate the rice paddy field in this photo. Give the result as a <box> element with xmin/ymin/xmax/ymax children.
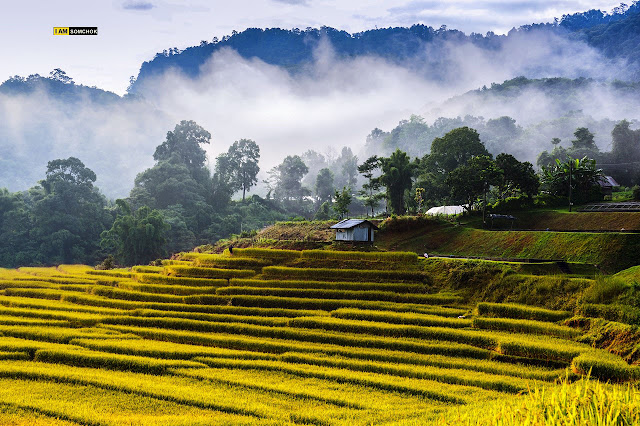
<box><xmin>0</xmin><ymin>248</ymin><xmax>637</xmax><ymax>425</ymax></box>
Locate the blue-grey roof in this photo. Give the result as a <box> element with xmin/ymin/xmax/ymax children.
<box><xmin>330</xmin><ymin>219</ymin><xmax>379</xmax><ymax>230</ymax></box>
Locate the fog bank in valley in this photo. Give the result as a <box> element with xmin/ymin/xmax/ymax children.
<box><xmin>1</xmin><ymin>28</ymin><xmax>638</xmax><ymax>198</ymax></box>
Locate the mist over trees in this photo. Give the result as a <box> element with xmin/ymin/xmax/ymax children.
<box><xmin>3</xmin><ymin>4</ymin><xmax>640</xmax><ymax>266</ymax></box>
<box><xmin>1</xmin><ymin>113</ymin><xmax>639</xmax><ymax>268</ymax></box>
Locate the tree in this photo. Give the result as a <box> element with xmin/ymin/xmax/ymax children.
<box><xmin>31</xmin><ymin>157</ymin><xmax>110</xmax><ymax>265</ymax></box>
<box><xmin>331</xmin><ymin>147</ymin><xmax>358</xmax><ymax>189</ymax></box>
<box><xmin>49</xmin><ymin>68</ymin><xmax>74</xmax><ymax>84</ymax></box>
<box><xmin>100</xmin><ymin>200</ymin><xmax>169</xmax><ymax>266</ymax></box>
<box><xmin>333</xmin><ymin>187</ymin><xmax>352</xmax><ymax>219</ymax></box>
<box><xmin>568</xmin><ymin>127</ymin><xmax>599</xmax><ymax>159</ymax></box>
<box><xmin>423</xmin><ymin>127</ymin><xmax>490</xmax><ymax>175</ymax></box>
<box><xmin>0</xmin><ymin>189</ymin><xmax>37</xmax><ymax>267</ymax></box>
<box><xmin>609</xmin><ymin>120</ymin><xmax>640</xmax><ymax>185</ymax></box>
<box><xmin>315</xmin><ymin>168</ymin><xmax>335</xmax><ymax>204</ymax></box>
<box><xmin>358</xmin><ymin>156</ymin><xmax>384</xmax><ymax>217</ymax></box>
<box><xmin>541</xmin><ymin>156</ymin><xmax>604</xmax><ymax>205</ymax></box>
<box><xmin>269</xmin><ymin>155</ymin><xmax>309</xmax><ymax>203</ymax></box>
<box><xmin>314</xmin><ymin>201</ymin><xmax>333</xmax><ymax>220</ymax></box>
<box><xmin>611</xmin><ymin>120</ymin><xmax>640</xmax><ymax>162</ymax></box>
<box><xmin>224</xmin><ymin>139</ymin><xmax>261</xmax><ymax>201</ymax></box>
<box><xmin>301</xmin><ymin>150</ymin><xmax>328</xmax><ymax>189</ymax></box>
<box><xmin>537</xmin><ymin>145</ymin><xmax>568</xmax><ymax>168</ymax></box>
<box><xmin>414</xmin><ymin>187</ymin><xmax>425</xmax><ymax>214</ymax></box>
<box><xmin>153</xmin><ymin>120</ymin><xmax>211</xmax><ymax>181</ymax></box>
<box><xmin>378</xmin><ymin>150</ymin><xmax>416</xmax><ymax>215</ymax></box>
<box><xmin>131</xmin><ymin>161</ymin><xmax>207</xmax><ymax>210</ymax></box>
<box><xmin>446</xmin><ymin>155</ymin><xmax>502</xmax><ymax>222</ymax></box>
<box><xmin>495</xmin><ymin>153</ymin><xmax>539</xmax><ymax>199</ymax></box>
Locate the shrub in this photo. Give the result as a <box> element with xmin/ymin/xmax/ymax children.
<box><xmin>577</xmin><ymin>303</ymin><xmax>640</xmax><ymax>325</ymax></box>
<box><xmin>490</xmin><ymin>195</ymin><xmax>533</xmax><ymax>213</ymax></box>
<box><xmin>582</xmin><ymin>277</ymin><xmax>629</xmax><ymax>304</ymax></box>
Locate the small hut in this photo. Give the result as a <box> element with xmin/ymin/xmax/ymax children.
<box><xmin>330</xmin><ymin>219</ymin><xmax>378</xmax><ymax>242</ymax></box>
<box><xmin>598</xmin><ymin>176</ymin><xmax>620</xmax><ymax>200</ymax></box>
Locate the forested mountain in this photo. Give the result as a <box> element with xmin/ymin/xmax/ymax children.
<box><xmin>130</xmin><ymin>3</ymin><xmax>640</xmax><ymax>92</ymax></box>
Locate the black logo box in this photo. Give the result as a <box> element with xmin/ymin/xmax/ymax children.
<box><xmin>69</xmin><ymin>27</ymin><xmax>98</xmax><ymax>35</ymax></box>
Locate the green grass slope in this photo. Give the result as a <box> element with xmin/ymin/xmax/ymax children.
<box><xmin>378</xmin><ymin>217</ymin><xmax>640</xmax><ymax>273</ymax></box>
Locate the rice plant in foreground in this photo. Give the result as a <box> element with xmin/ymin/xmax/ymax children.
<box><xmin>437</xmin><ymin>374</ymin><xmax>640</xmax><ymax>425</ymax></box>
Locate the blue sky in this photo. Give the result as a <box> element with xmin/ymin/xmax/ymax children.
<box><xmin>0</xmin><ymin>0</ymin><xmax>623</xmax><ymax>94</ymax></box>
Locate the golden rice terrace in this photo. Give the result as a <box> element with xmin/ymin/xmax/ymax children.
<box><xmin>0</xmin><ymin>248</ymin><xmax>636</xmax><ymax>425</ymax></box>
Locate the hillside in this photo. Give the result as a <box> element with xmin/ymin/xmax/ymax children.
<box><xmin>219</xmin><ymin>216</ymin><xmax>640</xmax><ymax>273</ymax></box>
<box><xmin>130</xmin><ymin>6</ymin><xmax>640</xmax><ymax>93</ymax></box>
<box><xmin>0</xmin><ymin>249</ymin><xmax>636</xmax><ymax>424</ymax></box>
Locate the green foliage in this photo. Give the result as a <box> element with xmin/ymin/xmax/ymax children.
<box><xmin>495</xmin><ymin>153</ymin><xmax>539</xmax><ymax>199</ymax></box>
<box><xmin>446</xmin><ymin>155</ymin><xmax>501</xmax><ymax>212</ymax></box>
<box><xmin>313</xmin><ymin>201</ymin><xmax>333</xmax><ymax>220</ymax></box>
<box><xmin>582</xmin><ymin>277</ymin><xmax>630</xmax><ymax>305</ymax></box>
<box><xmin>152</xmin><ymin>120</ymin><xmax>211</xmax><ymax>179</ymax></box>
<box><xmin>490</xmin><ymin>195</ymin><xmax>533</xmax><ymax>213</ymax></box>
<box><xmin>357</xmin><ymin>156</ymin><xmax>384</xmax><ymax>217</ymax></box>
<box><xmin>314</xmin><ymin>168</ymin><xmax>334</xmax><ymax>205</ymax></box>
<box><xmin>30</xmin><ymin>158</ymin><xmax>111</xmax><ymax>265</ymax></box>
<box><xmin>424</xmin><ymin>127</ymin><xmax>490</xmax><ymax>176</ymax></box>
<box><xmin>332</xmin><ymin>186</ymin><xmax>352</xmax><ymax>219</ymax></box>
<box><xmin>100</xmin><ymin>200</ymin><xmax>169</xmax><ymax>266</ymax></box>
<box><xmin>378</xmin><ymin>150</ymin><xmax>416</xmax><ymax>214</ymax></box>
<box><xmin>266</xmin><ymin>155</ymin><xmax>310</xmax><ymax>211</ymax></box>
<box><xmin>217</xmin><ymin>139</ymin><xmax>260</xmax><ymax>201</ymax></box>
<box><xmin>541</xmin><ymin>156</ymin><xmax>604</xmax><ymax>204</ymax></box>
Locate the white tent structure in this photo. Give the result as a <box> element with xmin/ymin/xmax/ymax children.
<box><xmin>425</xmin><ymin>205</ymin><xmax>465</xmax><ymax>216</ymax></box>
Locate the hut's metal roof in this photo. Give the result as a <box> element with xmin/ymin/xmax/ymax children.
<box><xmin>330</xmin><ymin>219</ymin><xmax>379</xmax><ymax>230</ymax></box>
<box><xmin>598</xmin><ymin>176</ymin><xmax>620</xmax><ymax>188</ymax></box>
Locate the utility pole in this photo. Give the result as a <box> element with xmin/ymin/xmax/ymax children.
<box><xmin>568</xmin><ymin>161</ymin><xmax>573</xmax><ymax>212</ymax></box>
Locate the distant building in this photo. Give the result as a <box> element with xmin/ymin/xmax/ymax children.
<box><xmin>598</xmin><ymin>176</ymin><xmax>620</xmax><ymax>200</ymax></box>
<box><xmin>330</xmin><ymin>219</ymin><xmax>378</xmax><ymax>242</ymax></box>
